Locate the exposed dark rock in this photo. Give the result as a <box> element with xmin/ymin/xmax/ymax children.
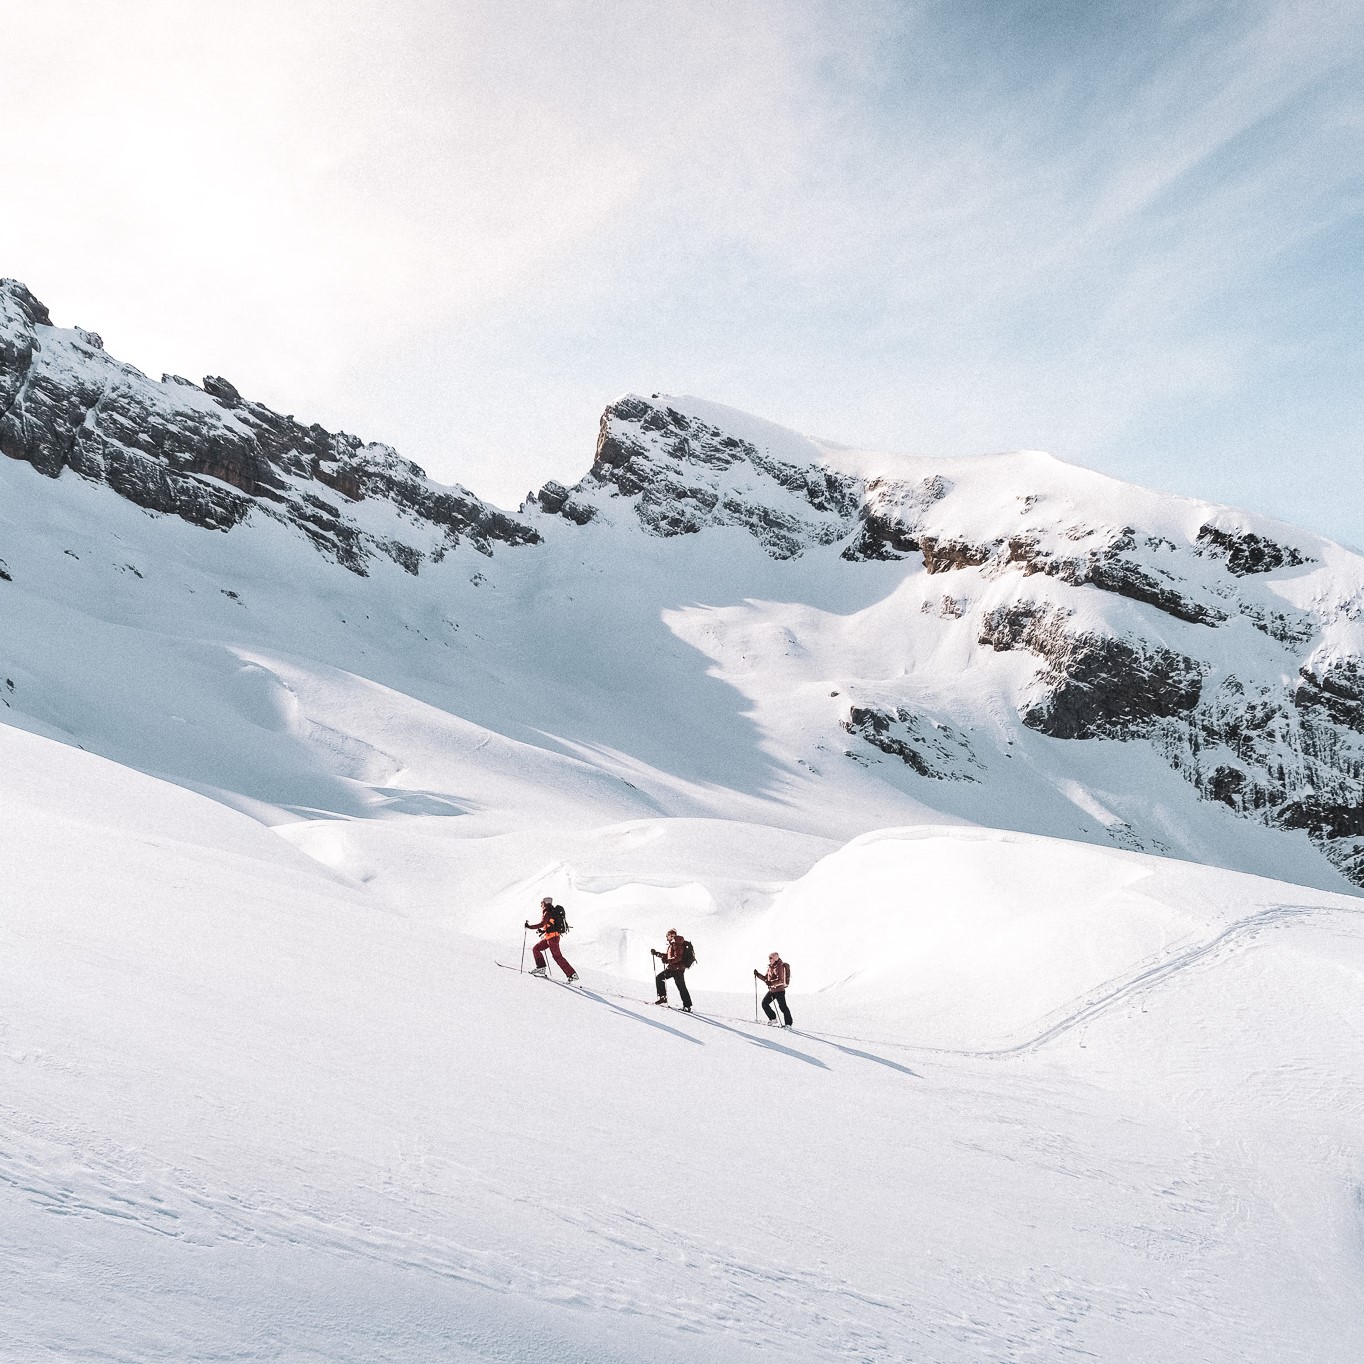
<box><xmin>902</xmin><ymin>519</ymin><xmax>1226</xmax><ymax>624</ymax></box>
<box><xmin>1197</xmin><ymin>523</ymin><xmax>1308</xmax><ymax>576</ymax></box>
<box><xmin>533</xmin><ymin>480</ymin><xmax>597</xmax><ymax>525</ymax></box>
<box><xmin>842</xmin><ymin>705</ymin><xmax>981</xmax><ymax>779</ymax></box>
<box><xmin>0</xmin><ymin>283</ymin><xmax>46</xmax><ymax>422</ymax></box>
<box><xmin>976</xmin><ymin>601</ymin><xmax>1069</xmax><ymax>657</ymax></box>
<box><xmin>0</xmin><ymin>279</ymin><xmax>539</xmax><ymax>573</ymax></box>
<box><xmin>1277</xmin><ymin>798</ymin><xmax>1364</xmax><ymax>842</ymax></box>
<box><xmin>1296</xmin><ymin>657</ymin><xmax>1364</xmax><ymax>733</ymax></box>
<box><xmin>981</xmin><ymin>605</ymin><xmax>1364</xmax><ymax>883</ymax></box>
<box><xmin>1302</xmin><ymin>656</ymin><xmax>1364</xmax><ymax>706</ymax></box>
<box><xmin>1209</xmin><ymin>764</ymin><xmax>1248</xmax><ymax>806</ymax></box>
<box><xmin>920</xmin><ymin>594</ymin><xmax>966</xmax><ymax>619</ymax></box>
<box><xmin>921</xmin><ymin>535</ymin><xmax>996</xmax><ymax>574</ymax></box>
<box><xmin>1001</xmin><ymin>529</ymin><xmax>1225</xmax><ymax>625</ymax></box>
<box><xmin>1082</xmin><ymin>554</ymin><xmax>1225</xmax><ymax>626</ymax></box>
<box><xmin>385</xmin><ymin>540</ymin><xmax>424</xmax><ymax>577</ymax></box>
<box><xmin>841</xmin><ymin>508</ymin><xmax>920</xmax><ymax>560</ymax></box>
<box><xmin>841</xmin><ymin>475</ymin><xmax>950</xmax><ymax>562</ymax></box>
<box><xmin>979</xmin><ymin>602</ymin><xmax>1204</xmax><ymax>739</ymax></box>
<box><xmin>1239</xmin><ymin>601</ymin><xmax>1316</xmax><ymax>648</ymax></box>
<box><xmin>541</xmin><ymin>396</ymin><xmax>861</xmax><ymax>558</ymax></box>
<box><xmin>202</xmin><ymin>375</ymin><xmax>243</xmax><ymax>406</ymax></box>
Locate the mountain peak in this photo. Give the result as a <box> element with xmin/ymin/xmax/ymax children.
<box><xmin>0</xmin><ymin>277</ymin><xmax>53</xmax><ymax>329</ymax></box>
<box><xmin>528</xmin><ymin>392</ymin><xmax>864</xmax><ymax>558</ymax></box>
<box><xmin>0</xmin><ymin>277</ymin><xmax>539</xmax><ymax>575</ymax></box>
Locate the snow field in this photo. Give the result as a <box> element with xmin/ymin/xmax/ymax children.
<box><xmin>3</xmin><ymin>724</ymin><xmax>1363</xmax><ymax>1361</ymax></box>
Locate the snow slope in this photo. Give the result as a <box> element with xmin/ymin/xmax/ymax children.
<box><xmin>4</xmin><ymin>721</ymin><xmax>1363</xmax><ymax>1362</ymax></box>
<box><xmin>3</xmin><ymin>431</ymin><xmax>1360</xmax><ymax>909</ymax></box>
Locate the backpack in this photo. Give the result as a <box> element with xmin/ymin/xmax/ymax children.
<box><xmin>548</xmin><ymin>904</ymin><xmax>569</xmax><ymax>935</ymax></box>
<box><xmin>681</xmin><ymin>938</ymin><xmax>696</xmax><ymax>968</ymax></box>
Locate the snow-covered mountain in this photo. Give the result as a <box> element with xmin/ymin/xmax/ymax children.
<box><xmin>4</xmin><ymin>280</ymin><xmax>1364</xmax><ymax>1360</ymax></box>
<box><xmin>0</xmin><ymin>279</ymin><xmax>537</xmax><ymax>572</ymax></box>
<box><xmin>3</xmin><ymin>276</ymin><xmax>1361</xmax><ymax>893</ymax></box>
<box><xmin>533</xmin><ymin>392</ymin><xmax>1364</xmax><ymax>889</ymax></box>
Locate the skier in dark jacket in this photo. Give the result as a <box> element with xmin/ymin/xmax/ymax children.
<box><xmin>651</xmin><ymin>929</ymin><xmax>693</xmax><ymax>1011</ymax></box>
<box><xmin>754</xmin><ymin>952</ymin><xmax>792</xmax><ymax>1026</ymax></box>
<box><xmin>526</xmin><ymin>897</ymin><xmax>578</xmax><ymax>982</ymax></box>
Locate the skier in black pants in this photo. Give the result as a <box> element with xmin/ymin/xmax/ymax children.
<box><xmin>652</xmin><ymin>929</ymin><xmax>693</xmax><ymax>1011</ymax></box>
<box><xmin>755</xmin><ymin>952</ymin><xmax>792</xmax><ymax>1026</ymax></box>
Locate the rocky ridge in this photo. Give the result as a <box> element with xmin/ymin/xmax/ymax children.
<box><xmin>530</xmin><ymin>394</ymin><xmax>863</xmax><ymax>556</ymax></box>
<box><xmin>0</xmin><ymin>280</ymin><xmax>538</xmax><ymax>575</ymax></box>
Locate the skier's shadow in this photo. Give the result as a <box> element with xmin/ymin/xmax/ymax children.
<box><xmin>575</xmin><ymin>988</ymin><xmax>703</xmax><ymax>1046</ymax></box>
<box><xmin>803</xmin><ymin>1035</ymin><xmax>921</xmax><ymax>1079</ymax></box>
<box><xmin>686</xmin><ymin>1014</ymin><xmax>828</xmax><ymax>1069</ymax></box>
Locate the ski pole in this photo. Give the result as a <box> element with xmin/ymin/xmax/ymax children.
<box><xmin>520</xmin><ymin>925</ymin><xmax>528</xmax><ymax>974</ymax></box>
<box><xmin>754</xmin><ymin>973</ymin><xmax>761</xmax><ymax>1023</ymax></box>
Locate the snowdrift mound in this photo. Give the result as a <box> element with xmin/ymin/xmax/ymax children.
<box><xmin>442</xmin><ymin>813</ymin><xmax>1362</xmax><ymax>1052</ymax></box>
<box><xmin>732</xmin><ymin>825</ymin><xmax>1362</xmax><ymax>1047</ymax></box>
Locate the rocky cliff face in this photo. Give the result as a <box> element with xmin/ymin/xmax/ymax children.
<box><xmin>530</xmin><ymin>395</ymin><xmax>863</xmax><ymax>557</ymax></box>
<box><xmin>0</xmin><ymin>280</ymin><xmax>538</xmax><ymax>575</ymax></box>
<box><xmin>535</xmin><ymin>393</ymin><xmax>1364</xmax><ymax>887</ymax></box>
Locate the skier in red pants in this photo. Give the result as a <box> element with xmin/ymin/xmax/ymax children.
<box><xmin>526</xmin><ymin>897</ymin><xmax>578</xmax><ymax>982</ymax></box>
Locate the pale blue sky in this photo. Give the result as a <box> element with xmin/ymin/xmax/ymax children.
<box><xmin>4</xmin><ymin>0</ymin><xmax>1361</xmax><ymax>545</ymax></box>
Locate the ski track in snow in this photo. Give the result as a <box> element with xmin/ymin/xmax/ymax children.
<box><xmin>505</xmin><ymin>894</ymin><xmax>1363</xmax><ymax>1066</ymax></box>
<box><xmin>985</xmin><ymin>900</ymin><xmax>1360</xmax><ymax>1056</ymax></box>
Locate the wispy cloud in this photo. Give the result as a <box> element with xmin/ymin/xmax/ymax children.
<box><xmin>1</xmin><ymin>0</ymin><xmax>1360</xmax><ymax>541</ymax></box>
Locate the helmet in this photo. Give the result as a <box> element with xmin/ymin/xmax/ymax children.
<box><xmin>541</xmin><ymin>897</ymin><xmax>553</xmax><ymax>907</ymax></box>
<box><xmin>769</xmin><ymin>952</ymin><xmax>779</xmax><ymax>961</ymax></box>
<box><xmin>666</xmin><ymin>928</ymin><xmax>678</xmax><ymax>938</ymax></box>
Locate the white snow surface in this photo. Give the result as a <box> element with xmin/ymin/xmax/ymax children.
<box><xmin>3</xmin><ymin>409</ymin><xmax>1364</xmax><ymax>1360</ymax></box>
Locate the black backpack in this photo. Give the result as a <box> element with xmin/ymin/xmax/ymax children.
<box><xmin>681</xmin><ymin>938</ymin><xmax>696</xmax><ymax>968</ymax></box>
<box><xmin>548</xmin><ymin>904</ymin><xmax>569</xmax><ymax>935</ymax></box>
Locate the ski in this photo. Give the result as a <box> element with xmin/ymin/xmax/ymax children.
<box><xmin>495</xmin><ymin>961</ymin><xmax>584</xmax><ymax>987</ymax></box>
<box><xmin>496</xmin><ymin>962</ymin><xmax>714</xmax><ymax>1011</ymax></box>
